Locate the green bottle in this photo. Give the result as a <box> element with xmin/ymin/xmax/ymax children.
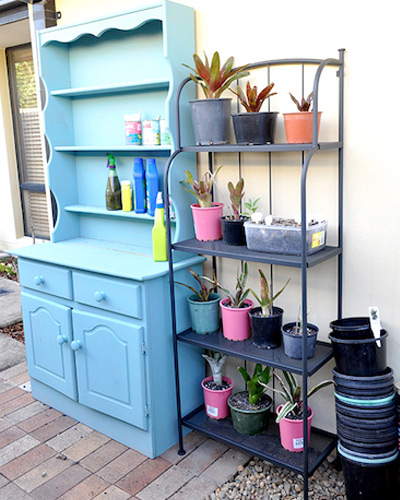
<box><xmin>105</xmin><ymin>153</ymin><xmax>122</xmax><ymax>210</ymax></box>
<box><xmin>152</xmin><ymin>191</ymin><xmax>167</xmax><ymax>261</ymax></box>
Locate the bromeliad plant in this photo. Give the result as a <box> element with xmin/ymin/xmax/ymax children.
<box><xmin>181</xmin><ymin>166</ymin><xmax>222</xmax><ymax>207</ymax></box>
<box><xmin>183</xmin><ymin>51</ymin><xmax>250</xmax><ymax>99</ymax></box>
<box><xmin>210</xmin><ymin>262</ymin><xmax>250</xmax><ymax>308</ymax></box>
<box><xmin>227</xmin><ymin>178</ymin><xmax>245</xmax><ymax>220</ymax></box>
<box><xmin>260</xmin><ymin>371</ymin><xmax>333</xmax><ymax>422</ymax></box>
<box><xmin>289</xmin><ymin>91</ymin><xmax>313</xmax><ymax>112</ymax></box>
<box><xmin>202</xmin><ymin>351</ymin><xmax>227</xmax><ymax>387</ymax></box>
<box><xmin>175</xmin><ymin>267</ymin><xmax>217</xmax><ymax>302</ymax></box>
<box><xmin>238</xmin><ymin>364</ymin><xmax>272</xmax><ymax>405</ymax></box>
<box><xmin>231</xmin><ymin>81</ymin><xmax>277</xmax><ymax>112</ymax></box>
<box><xmin>250</xmin><ymin>270</ymin><xmax>290</xmax><ymax>317</ymax></box>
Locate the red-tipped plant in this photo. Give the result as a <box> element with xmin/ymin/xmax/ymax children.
<box><xmin>183</xmin><ymin>51</ymin><xmax>250</xmax><ymax>99</ymax></box>
<box><xmin>231</xmin><ymin>81</ymin><xmax>277</xmax><ymax>112</ymax></box>
<box><xmin>181</xmin><ymin>166</ymin><xmax>222</xmax><ymax>207</ymax></box>
<box><xmin>289</xmin><ymin>91</ymin><xmax>313</xmax><ymax>112</ymax></box>
<box><xmin>227</xmin><ymin>178</ymin><xmax>245</xmax><ymax>220</ymax></box>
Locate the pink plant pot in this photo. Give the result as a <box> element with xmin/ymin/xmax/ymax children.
<box><xmin>277</xmin><ymin>404</ymin><xmax>314</xmax><ymax>452</ymax></box>
<box><xmin>220</xmin><ymin>298</ymin><xmax>253</xmax><ymax>341</ymax></box>
<box><xmin>202</xmin><ymin>376</ymin><xmax>234</xmax><ymax>419</ymax></box>
<box><xmin>191</xmin><ymin>202</ymin><xmax>224</xmax><ymax>241</ymax></box>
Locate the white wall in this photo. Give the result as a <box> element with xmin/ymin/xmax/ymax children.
<box><xmin>54</xmin><ymin>0</ymin><xmax>400</xmax><ymax>432</ymax></box>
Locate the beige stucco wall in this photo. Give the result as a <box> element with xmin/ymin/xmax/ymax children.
<box><xmin>49</xmin><ymin>0</ymin><xmax>400</xmax><ymax>432</ymax></box>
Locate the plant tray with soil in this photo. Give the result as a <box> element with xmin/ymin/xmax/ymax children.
<box><xmin>229</xmin><ymin>391</ymin><xmax>272</xmax><ymax>412</ymax></box>
<box><xmin>244</xmin><ymin>216</ymin><xmax>327</xmax><ymax>255</ymax></box>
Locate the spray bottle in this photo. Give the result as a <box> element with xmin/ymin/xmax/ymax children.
<box><xmin>152</xmin><ymin>191</ymin><xmax>167</xmax><ymax>261</ymax></box>
<box><xmin>105</xmin><ymin>153</ymin><xmax>122</xmax><ymax>210</ymax></box>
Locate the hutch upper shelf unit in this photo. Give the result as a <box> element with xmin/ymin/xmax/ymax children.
<box><xmin>165</xmin><ymin>51</ymin><xmax>344</xmax><ymax>500</ymax></box>
<box><xmin>12</xmin><ymin>1</ymin><xmax>207</xmax><ymax>459</ymax></box>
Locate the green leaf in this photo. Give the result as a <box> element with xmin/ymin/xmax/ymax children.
<box><xmin>238</xmin><ymin>366</ymin><xmax>250</xmax><ymax>384</ymax></box>
<box><xmin>276</xmin><ymin>401</ymin><xmax>297</xmax><ymax>423</ymax></box>
<box><xmin>193</xmin><ymin>53</ymin><xmax>210</xmax><ymax>82</ymax></box>
<box><xmin>307</xmin><ymin>380</ymin><xmax>333</xmax><ymax>399</ymax></box>
<box><xmin>209</xmin><ymin>51</ymin><xmax>221</xmax><ymax>93</ymax></box>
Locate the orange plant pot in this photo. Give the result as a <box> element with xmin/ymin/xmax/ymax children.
<box><xmin>283</xmin><ymin>111</ymin><xmax>322</xmax><ymax>144</ymax></box>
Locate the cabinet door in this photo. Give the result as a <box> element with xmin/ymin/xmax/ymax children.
<box><xmin>72</xmin><ymin>311</ymin><xmax>148</xmax><ymax>430</ymax></box>
<box><xmin>21</xmin><ymin>292</ymin><xmax>77</xmax><ymax>400</ymax></box>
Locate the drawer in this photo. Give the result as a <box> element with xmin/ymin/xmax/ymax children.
<box><xmin>19</xmin><ymin>260</ymin><xmax>73</xmax><ymax>300</ymax></box>
<box><xmin>72</xmin><ymin>272</ymin><xmax>142</xmax><ymax>319</ymax></box>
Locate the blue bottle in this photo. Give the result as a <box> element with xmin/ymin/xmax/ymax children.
<box><xmin>145</xmin><ymin>158</ymin><xmax>159</xmax><ymax>217</ymax></box>
<box><xmin>133</xmin><ymin>158</ymin><xmax>146</xmax><ymax>213</ymax></box>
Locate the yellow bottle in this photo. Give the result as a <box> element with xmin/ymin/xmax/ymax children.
<box><xmin>121</xmin><ymin>180</ymin><xmax>132</xmax><ymax>212</ymax></box>
<box><xmin>152</xmin><ymin>192</ymin><xmax>167</xmax><ymax>261</ymax></box>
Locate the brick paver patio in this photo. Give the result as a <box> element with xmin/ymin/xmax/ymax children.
<box><xmin>0</xmin><ymin>363</ymin><xmax>250</xmax><ymax>500</ymax></box>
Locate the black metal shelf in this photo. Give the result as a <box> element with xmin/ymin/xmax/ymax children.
<box><xmin>178</xmin><ymin>329</ymin><xmax>333</xmax><ymax>376</ymax></box>
<box><xmin>183</xmin><ymin>406</ymin><xmax>337</xmax><ymax>476</ymax></box>
<box><xmin>180</xmin><ymin>141</ymin><xmax>342</xmax><ymax>154</ymax></box>
<box><xmin>172</xmin><ymin>239</ymin><xmax>342</xmax><ymax>268</ymax></box>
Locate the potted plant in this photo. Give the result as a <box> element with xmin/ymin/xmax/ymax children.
<box><xmin>228</xmin><ymin>364</ymin><xmax>272</xmax><ymax>435</ymax></box>
<box><xmin>259</xmin><ymin>371</ymin><xmax>333</xmax><ymax>452</ymax></box>
<box><xmin>249</xmin><ymin>269</ymin><xmax>290</xmax><ymax>349</ymax></box>
<box><xmin>221</xmin><ymin>178</ymin><xmax>249</xmax><ymax>246</ymax></box>
<box><xmin>230</xmin><ymin>81</ymin><xmax>278</xmax><ymax>144</ymax></box>
<box><xmin>201</xmin><ymin>352</ymin><xmax>233</xmax><ymax>419</ymax></box>
<box><xmin>282</xmin><ymin>309</ymin><xmax>319</xmax><ymax>359</ymax></box>
<box><xmin>283</xmin><ymin>91</ymin><xmax>322</xmax><ymax>144</ymax></box>
<box><xmin>183</xmin><ymin>51</ymin><xmax>249</xmax><ymax>145</ymax></box>
<box><xmin>175</xmin><ymin>268</ymin><xmax>220</xmax><ymax>334</ymax></box>
<box><xmin>242</xmin><ymin>197</ymin><xmax>261</xmax><ymax>223</ymax></box>
<box><xmin>213</xmin><ymin>262</ymin><xmax>254</xmax><ymax>341</ymax></box>
<box><xmin>181</xmin><ymin>166</ymin><xmax>223</xmax><ymax>241</ymax></box>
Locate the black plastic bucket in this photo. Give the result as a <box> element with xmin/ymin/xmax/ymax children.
<box><xmin>330</xmin><ymin>317</ymin><xmax>373</xmax><ymax>339</ymax></box>
<box><xmin>336</xmin><ymin>411</ymin><xmax>398</xmax><ymax>430</ymax></box>
<box><xmin>338</xmin><ymin>442</ymin><xmax>398</xmax><ymax>500</ymax></box>
<box><xmin>335</xmin><ymin>385</ymin><xmax>394</xmax><ymax>399</ymax></box>
<box><xmin>337</xmin><ymin>422</ymin><xmax>398</xmax><ymax>442</ymax></box>
<box><xmin>329</xmin><ymin>330</ymin><xmax>388</xmax><ymax>376</ymax></box>
<box><xmin>335</xmin><ymin>398</ymin><xmax>396</xmax><ymax>419</ymax></box>
<box><xmin>333</xmin><ymin>367</ymin><xmax>393</xmax><ymax>388</ymax></box>
<box><xmin>339</xmin><ymin>434</ymin><xmax>398</xmax><ymax>454</ymax></box>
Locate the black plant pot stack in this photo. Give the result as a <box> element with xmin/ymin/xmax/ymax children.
<box><xmin>329</xmin><ymin>317</ymin><xmax>399</xmax><ymax>500</ymax></box>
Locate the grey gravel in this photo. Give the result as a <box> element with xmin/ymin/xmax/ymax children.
<box><xmin>205</xmin><ymin>454</ymin><xmax>346</xmax><ymax>500</ymax></box>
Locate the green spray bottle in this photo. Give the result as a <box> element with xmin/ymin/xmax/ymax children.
<box><xmin>105</xmin><ymin>153</ymin><xmax>122</xmax><ymax>210</ymax></box>
<box><xmin>152</xmin><ymin>191</ymin><xmax>167</xmax><ymax>261</ymax></box>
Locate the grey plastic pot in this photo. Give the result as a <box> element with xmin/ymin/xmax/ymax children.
<box><xmin>232</xmin><ymin>112</ymin><xmax>278</xmax><ymax>145</ymax></box>
<box><xmin>282</xmin><ymin>322</ymin><xmax>319</xmax><ymax>359</ymax></box>
<box><xmin>189</xmin><ymin>98</ymin><xmax>232</xmax><ymax>145</ymax></box>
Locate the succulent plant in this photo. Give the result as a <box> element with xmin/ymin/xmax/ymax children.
<box><xmin>175</xmin><ymin>267</ymin><xmax>218</xmax><ymax>302</ymax></box>
<box><xmin>289</xmin><ymin>91</ymin><xmax>313</xmax><ymax>112</ymax></box>
<box><xmin>250</xmin><ymin>270</ymin><xmax>290</xmax><ymax>317</ymax></box>
<box><xmin>238</xmin><ymin>364</ymin><xmax>272</xmax><ymax>405</ymax></box>
<box><xmin>230</xmin><ymin>81</ymin><xmax>277</xmax><ymax>112</ymax></box>
<box><xmin>259</xmin><ymin>371</ymin><xmax>333</xmax><ymax>422</ymax></box>
<box><xmin>227</xmin><ymin>178</ymin><xmax>245</xmax><ymax>220</ymax></box>
<box><xmin>181</xmin><ymin>166</ymin><xmax>222</xmax><ymax>207</ymax></box>
<box><xmin>183</xmin><ymin>51</ymin><xmax>250</xmax><ymax>99</ymax></box>
<box><xmin>202</xmin><ymin>352</ymin><xmax>227</xmax><ymax>386</ymax></box>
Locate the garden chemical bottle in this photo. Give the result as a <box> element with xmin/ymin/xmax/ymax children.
<box><xmin>105</xmin><ymin>154</ymin><xmax>122</xmax><ymax>210</ymax></box>
<box><xmin>121</xmin><ymin>180</ymin><xmax>132</xmax><ymax>211</ymax></box>
<box><xmin>145</xmin><ymin>158</ymin><xmax>159</xmax><ymax>216</ymax></box>
<box><xmin>133</xmin><ymin>158</ymin><xmax>146</xmax><ymax>213</ymax></box>
<box><xmin>152</xmin><ymin>191</ymin><xmax>167</xmax><ymax>261</ymax></box>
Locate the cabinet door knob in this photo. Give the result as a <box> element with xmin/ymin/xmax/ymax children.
<box><xmin>94</xmin><ymin>291</ymin><xmax>106</xmax><ymax>302</ymax></box>
<box><xmin>57</xmin><ymin>335</ymin><xmax>68</xmax><ymax>345</ymax></box>
<box><xmin>34</xmin><ymin>275</ymin><xmax>45</xmax><ymax>285</ymax></box>
<box><xmin>70</xmin><ymin>340</ymin><xmax>82</xmax><ymax>351</ymax></box>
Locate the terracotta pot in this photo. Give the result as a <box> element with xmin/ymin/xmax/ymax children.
<box><xmin>191</xmin><ymin>202</ymin><xmax>224</xmax><ymax>241</ymax></box>
<box><xmin>277</xmin><ymin>404</ymin><xmax>314</xmax><ymax>452</ymax></box>
<box><xmin>283</xmin><ymin>111</ymin><xmax>322</xmax><ymax>143</ymax></box>
<box><xmin>220</xmin><ymin>298</ymin><xmax>253</xmax><ymax>341</ymax></box>
<box><xmin>202</xmin><ymin>376</ymin><xmax>234</xmax><ymax>419</ymax></box>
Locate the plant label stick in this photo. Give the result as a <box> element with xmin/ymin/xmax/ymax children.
<box><xmin>369</xmin><ymin>306</ymin><xmax>382</xmax><ymax>348</ymax></box>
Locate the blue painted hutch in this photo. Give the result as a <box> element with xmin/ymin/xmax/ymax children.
<box><xmin>12</xmin><ymin>1</ymin><xmax>204</xmax><ymax>458</ymax></box>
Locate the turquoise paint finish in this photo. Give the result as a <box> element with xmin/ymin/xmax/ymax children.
<box><xmin>19</xmin><ymin>259</ymin><xmax>73</xmax><ymax>299</ymax></box>
<box><xmin>72</xmin><ymin>271</ymin><xmax>142</xmax><ymax>319</ymax></box>
<box><xmin>72</xmin><ymin>310</ymin><xmax>147</xmax><ymax>430</ymax></box>
<box><xmin>21</xmin><ymin>293</ymin><xmax>77</xmax><ymax>401</ymax></box>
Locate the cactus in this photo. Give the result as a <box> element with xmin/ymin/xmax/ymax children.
<box><xmin>227</xmin><ymin>178</ymin><xmax>245</xmax><ymax>220</ymax></box>
<box><xmin>250</xmin><ymin>269</ymin><xmax>290</xmax><ymax>317</ymax></box>
<box><xmin>230</xmin><ymin>81</ymin><xmax>277</xmax><ymax>113</ymax></box>
<box><xmin>202</xmin><ymin>352</ymin><xmax>227</xmax><ymax>386</ymax></box>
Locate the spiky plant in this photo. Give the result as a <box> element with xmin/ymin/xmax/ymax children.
<box><xmin>238</xmin><ymin>364</ymin><xmax>272</xmax><ymax>405</ymax></box>
<box><xmin>175</xmin><ymin>267</ymin><xmax>217</xmax><ymax>302</ymax></box>
<box><xmin>205</xmin><ymin>262</ymin><xmax>250</xmax><ymax>309</ymax></box>
<box><xmin>202</xmin><ymin>352</ymin><xmax>227</xmax><ymax>386</ymax></box>
<box><xmin>259</xmin><ymin>371</ymin><xmax>333</xmax><ymax>422</ymax></box>
<box><xmin>181</xmin><ymin>166</ymin><xmax>222</xmax><ymax>207</ymax></box>
<box><xmin>230</xmin><ymin>81</ymin><xmax>277</xmax><ymax>112</ymax></box>
<box><xmin>227</xmin><ymin>178</ymin><xmax>245</xmax><ymax>220</ymax></box>
<box><xmin>183</xmin><ymin>51</ymin><xmax>250</xmax><ymax>99</ymax></box>
<box><xmin>289</xmin><ymin>91</ymin><xmax>313</xmax><ymax>112</ymax></box>
<box><xmin>250</xmin><ymin>270</ymin><xmax>290</xmax><ymax>317</ymax></box>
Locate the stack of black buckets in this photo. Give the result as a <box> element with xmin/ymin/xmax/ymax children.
<box><xmin>329</xmin><ymin>318</ymin><xmax>399</xmax><ymax>499</ymax></box>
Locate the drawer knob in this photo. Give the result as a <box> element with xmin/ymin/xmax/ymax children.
<box><xmin>70</xmin><ymin>340</ymin><xmax>82</xmax><ymax>351</ymax></box>
<box><xmin>57</xmin><ymin>335</ymin><xmax>68</xmax><ymax>345</ymax></box>
<box><xmin>34</xmin><ymin>275</ymin><xmax>45</xmax><ymax>285</ymax></box>
<box><xmin>94</xmin><ymin>291</ymin><xmax>106</xmax><ymax>302</ymax></box>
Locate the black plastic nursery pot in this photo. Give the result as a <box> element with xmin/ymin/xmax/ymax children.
<box><xmin>333</xmin><ymin>367</ymin><xmax>393</xmax><ymax>391</ymax></box>
<box><xmin>329</xmin><ymin>330</ymin><xmax>388</xmax><ymax>376</ymax></box>
<box><xmin>336</xmin><ymin>411</ymin><xmax>398</xmax><ymax>431</ymax></box>
<box><xmin>330</xmin><ymin>317</ymin><xmax>373</xmax><ymax>339</ymax></box>
<box><xmin>190</xmin><ymin>98</ymin><xmax>232</xmax><ymax>145</ymax></box>
<box><xmin>335</xmin><ymin>398</ymin><xmax>396</xmax><ymax>419</ymax></box>
<box><xmin>232</xmin><ymin>112</ymin><xmax>278</xmax><ymax>145</ymax></box>
<box><xmin>221</xmin><ymin>216</ymin><xmax>249</xmax><ymax>246</ymax></box>
<box><xmin>339</xmin><ymin>443</ymin><xmax>399</xmax><ymax>500</ymax></box>
<box><xmin>282</xmin><ymin>322</ymin><xmax>318</xmax><ymax>359</ymax></box>
<box><xmin>249</xmin><ymin>306</ymin><xmax>283</xmax><ymax>349</ymax></box>
<box><xmin>337</xmin><ymin>421</ymin><xmax>398</xmax><ymax>443</ymax></box>
<box><xmin>339</xmin><ymin>434</ymin><xmax>398</xmax><ymax>455</ymax></box>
